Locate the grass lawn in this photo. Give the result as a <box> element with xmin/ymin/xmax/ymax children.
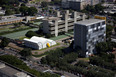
<box><xmin>50</xmin><ymin>32</ymin><xmax>74</xmax><ymax>41</ymax></box>
<box><xmin>79</xmin><ymin>58</ymin><xmax>90</xmax><ymax>62</ymax></box>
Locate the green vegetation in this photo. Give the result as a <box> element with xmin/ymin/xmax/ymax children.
<box><xmin>5</xmin><ymin>9</ymin><xmax>14</xmax><ymax>15</ymax></box>
<box><xmin>0</xmin><ymin>55</ymin><xmax>60</xmax><ymax>77</ymax></box>
<box><xmin>81</xmin><ymin>4</ymin><xmax>104</xmax><ymax>14</ymax></box>
<box><xmin>0</xmin><ymin>37</ymin><xmax>10</xmax><ymax>48</ymax></box>
<box><xmin>0</xmin><ymin>0</ymin><xmax>19</xmax><ymax>6</ymax></box>
<box><xmin>40</xmin><ymin>47</ymin><xmax>116</xmax><ymax>77</ymax></box>
<box><xmin>41</xmin><ymin>1</ymin><xmax>48</xmax><ymax>7</ymax></box>
<box><xmin>19</xmin><ymin>6</ymin><xmax>37</xmax><ymax>16</ymax></box>
<box><xmin>89</xmin><ymin>56</ymin><xmax>116</xmax><ymax>72</ymax></box>
<box><xmin>0</xmin><ymin>27</ymin><xmax>32</xmax><ymax>35</ymax></box>
<box><xmin>95</xmin><ymin>41</ymin><xmax>116</xmax><ymax>54</ymax></box>
<box><xmin>25</xmin><ymin>30</ymin><xmax>38</xmax><ymax>38</ymax></box>
<box><xmin>32</xmin><ymin>44</ymin><xmax>61</xmax><ymax>57</ymax></box>
<box><xmin>2</xmin><ymin>28</ymin><xmax>38</xmax><ymax>39</ymax></box>
<box><xmin>19</xmin><ymin>48</ymin><xmax>32</xmax><ymax>58</ymax></box>
<box><xmin>106</xmin><ymin>25</ymin><xmax>114</xmax><ymax>39</ymax></box>
<box><xmin>0</xmin><ymin>0</ymin><xmax>20</xmax><ymax>15</ymax></box>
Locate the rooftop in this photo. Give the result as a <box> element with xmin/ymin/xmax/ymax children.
<box><xmin>24</xmin><ymin>36</ymin><xmax>55</xmax><ymax>44</ymax></box>
<box><xmin>75</xmin><ymin>19</ymin><xmax>105</xmax><ymax>26</ymax></box>
<box><xmin>0</xmin><ymin>17</ymin><xmax>25</xmax><ymax>23</ymax></box>
<box><xmin>0</xmin><ymin>63</ymin><xmax>19</xmax><ymax>77</ymax></box>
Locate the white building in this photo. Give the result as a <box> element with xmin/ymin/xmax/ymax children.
<box><xmin>24</xmin><ymin>36</ymin><xmax>56</xmax><ymax>50</ymax></box>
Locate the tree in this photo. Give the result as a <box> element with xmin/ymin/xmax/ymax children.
<box><xmin>106</xmin><ymin>25</ymin><xmax>113</xmax><ymax>39</ymax></box>
<box><xmin>41</xmin><ymin>1</ymin><xmax>48</xmax><ymax>7</ymax></box>
<box><xmin>21</xmin><ymin>3</ymin><xmax>26</xmax><ymax>6</ymax></box>
<box><xmin>19</xmin><ymin>48</ymin><xmax>32</xmax><ymax>57</ymax></box>
<box><xmin>0</xmin><ymin>0</ymin><xmax>19</xmax><ymax>6</ymax></box>
<box><xmin>19</xmin><ymin>6</ymin><xmax>28</xmax><ymax>16</ymax></box>
<box><xmin>25</xmin><ymin>30</ymin><xmax>38</xmax><ymax>38</ymax></box>
<box><xmin>95</xmin><ymin>42</ymin><xmax>113</xmax><ymax>54</ymax></box>
<box><xmin>27</xmin><ymin>7</ymin><xmax>37</xmax><ymax>16</ymax></box>
<box><xmin>5</xmin><ymin>9</ymin><xmax>14</xmax><ymax>15</ymax></box>
<box><xmin>14</xmin><ymin>8</ymin><xmax>20</xmax><ymax>14</ymax></box>
<box><xmin>0</xmin><ymin>37</ymin><xmax>9</xmax><ymax>48</ymax></box>
<box><xmin>45</xmin><ymin>33</ymin><xmax>52</xmax><ymax>38</ymax></box>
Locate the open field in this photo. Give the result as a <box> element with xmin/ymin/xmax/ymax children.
<box><xmin>2</xmin><ymin>28</ymin><xmax>38</xmax><ymax>39</ymax></box>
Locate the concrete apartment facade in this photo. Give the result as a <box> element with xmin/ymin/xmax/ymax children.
<box><xmin>74</xmin><ymin>19</ymin><xmax>106</xmax><ymax>56</ymax></box>
<box><xmin>62</xmin><ymin>0</ymin><xmax>101</xmax><ymax>11</ymax></box>
<box><xmin>42</xmin><ymin>10</ymin><xmax>87</xmax><ymax>36</ymax></box>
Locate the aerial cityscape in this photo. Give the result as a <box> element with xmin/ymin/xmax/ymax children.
<box><xmin>0</xmin><ymin>0</ymin><xmax>116</xmax><ymax>77</ymax></box>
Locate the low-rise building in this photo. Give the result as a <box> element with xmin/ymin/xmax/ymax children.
<box><xmin>0</xmin><ymin>62</ymin><xmax>31</xmax><ymax>77</ymax></box>
<box><xmin>24</xmin><ymin>36</ymin><xmax>56</xmax><ymax>50</ymax></box>
<box><xmin>0</xmin><ymin>15</ymin><xmax>37</xmax><ymax>26</ymax></box>
<box><xmin>74</xmin><ymin>19</ymin><xmax>106</xmax><ymax>56</ymax></box>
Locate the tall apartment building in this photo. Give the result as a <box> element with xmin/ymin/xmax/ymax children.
<box><xmin>62</xmin><ymin>0</ymin><xmax>101</xmax><ymax>11</ymax></box>
<box><xmin>42</xmin><ymin>10</ymin><xmax>86</xmax><ymax>36</ymax></box>
<box><xmin>74</xmin><ymin>19</ymin><xmax>106</xmax><ymax>56</ymax></box>
<box><xmin>0</xmin><ymin>62</ymin><xmax>31</xmax><ymax>77</ymax></box>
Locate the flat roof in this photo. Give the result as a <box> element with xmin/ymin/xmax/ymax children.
<box><xmin>0</xmin><ymin>64</ymin><xmax>19</xmax><ymax>76</ymax></box>
<box><xmin>0</xmin><ymin>17</ymin><xmax>25</xmax><ymax>23</ymax></box>
<box><xmin>75</xmin><ymin>19</ymin><xmax>105</xmax><ymax>26</ymax></box>
<box><xmin>24</xmin><ymin>36</ymin><xmax>55</xmax><ymax>44</ymax></box>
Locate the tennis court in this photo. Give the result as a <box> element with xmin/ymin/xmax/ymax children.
<box><xmin>2</xmin><ymin>28</ymin><xmax>38</xmax><ymax>39</ymax></box>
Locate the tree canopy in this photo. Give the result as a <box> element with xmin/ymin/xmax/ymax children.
<box><xmin>19</xmin><ymin>6</ymin><xmax>37</xmax><ymax>16</ymax></box>
<box><xmin>5</xmin><ymin>9</ymin><xmax>14</xmax><ymax>15</ymax></box>
<box><xmin>0</xmin><ymin>37</ymin><xmax>10</xmax><ymax>48</ymax></box>
<box><xmin>25</xmin><ymin>30</ymin><xmax>38</xmax><ymax>38</ymax></box>
<box><xmin>19</xmin><ymin>48</ymin><xmax>32</xmax><ymax>57</ymax></box>
<box><xmin>0</xmin><ymin>0</ymin><xmax>19</xmax><ymax>6</ymax></box>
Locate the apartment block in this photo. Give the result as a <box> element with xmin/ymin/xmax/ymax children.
<box><xmin>74</xmin><ymin>19</ymin><xmax>106</xmax><ymax>56</ymax></box>
<box><xmin>42</xmin><ymin>10</ymin><xmax>87</xmax><ymax>36</ymax></box>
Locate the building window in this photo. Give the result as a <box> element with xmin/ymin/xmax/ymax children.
<box><xmin>91</xmin><ymin>24</ymin><xmax>95</xmax><ymax>28</ymax></box>
<box><xmin>102</xmin><ymin>21</ymin><xmax>105</xmax><ymax>25</ymax></box>
<box><xmin>96</xmin><ymin>23</ymin><xmax>100</xmax><ymax>27</ymax></box>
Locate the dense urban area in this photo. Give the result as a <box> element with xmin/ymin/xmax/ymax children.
<box><xmin>0</xmin><ymin>0</ymin><xmax>116</xmax><ymax>77</ymax></box>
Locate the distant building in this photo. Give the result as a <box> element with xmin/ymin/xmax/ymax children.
<box><xmin>74</xmin><ymin>19</ymin><xmax>106</xmax><ymax>56</ymax></box>
<box><xmin>106</xmin><ymin>0</ymin><xmax>116</xmax><ymax>2</ymax></box>
<box><xmin>104</xmin><ymin>5</ymin><xmax>116</xmax><ymax>14</ymax></box>
<box><xmin>42</xmin><ymin>10</ymin><xmax>87</xmax><ymax>36</ymax></box>
<box><xmin>62</xmin><ymin>0</ymin><xmax>101</xmax><ymax>11</ymax></box>
<box><xmin>0</xmin><ymin>62</ymin><xmax>31</xmax><ymax>77</ymax></box>
<box><xmin>24</xmin><ymin>36</ymin><xmax>56</xmax><ymax>50</ymax></box>
<box><xmin>0</xmin><ymin>15</ymin><xmax>36</xmax><ymax>26</ymax></box>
